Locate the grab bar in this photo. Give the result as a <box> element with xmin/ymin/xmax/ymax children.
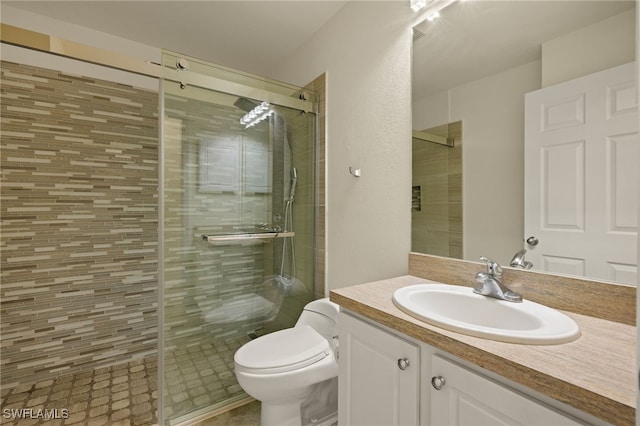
<box><xmin>202</xmin><ymin>231</ymin><xmax>295</xmax><ymax>243</ymax></box>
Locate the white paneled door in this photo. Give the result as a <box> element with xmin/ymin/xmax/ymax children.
<box><xmin>524</xmin><ymin>62</ymin><xmax>638</xmax><ymax>285</ymax></box>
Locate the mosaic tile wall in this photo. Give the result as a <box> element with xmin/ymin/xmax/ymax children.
<box><xmin>0</xmin><ymin>61</ymin><xmax>159</xmax><ymax>389</ymax></box>
<box><xmin>162</xmin><ymin>92</ymin><xmax>276</xmax><ymax>354</ymax></box>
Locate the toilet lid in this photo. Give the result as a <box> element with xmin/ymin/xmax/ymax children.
<box><xmin>235</xmin><ymin>325</ymin><xmax>330</xmax><ymax>373</ymax></box>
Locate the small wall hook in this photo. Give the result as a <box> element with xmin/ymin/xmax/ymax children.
<box><xmin>349</xmin><ymin>167</ymin><xmax>361</xmax><ymax>177</ymax></box>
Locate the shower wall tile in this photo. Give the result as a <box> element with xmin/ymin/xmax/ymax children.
<box><xmin>304</xmin><ymin>74</ymin><xmax>326</xmax><ymax>300</ymax></box>
<box><xmin>411</xmin><ymin>120</ymin><xmax>463</xmax><ymax>258</ymax></box>
<box><xmin>162</xmin><ymin>93</ymin><xmax>272</xmax><ymax>354</ymax></box>
<box><xmin>0</xmin><ymin>61</ymin><xmax>159</xmax><ymax>389</ymax></box>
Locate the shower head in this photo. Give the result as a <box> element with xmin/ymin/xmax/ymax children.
<box><xmin>233</xmin><ymin>97</ymin><xmax>258</xmax><ymax>112</ymax></box>
<box><xmin>289</xmin><ymin>168</ymin><xmax>298</xmax><ymax>203</ymax></box>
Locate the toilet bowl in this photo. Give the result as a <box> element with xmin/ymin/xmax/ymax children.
<box><xmin>234</xmin><ymin>298</ymin><xmax>339</xmax><ymax>426</ymax></box>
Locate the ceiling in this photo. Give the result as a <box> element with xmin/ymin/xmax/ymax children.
<box><xmin>413</xmin><ymin>0</ymin><xmax>636</xmax><ymax>100</ymax></box>
<box><xmin>3</xmin><ymin>0</ymin><xmax>635</xmax><ymax>100</ymax></box>
<box><xmin>2</xmin><ymin>0</ymin><xmax>349</xmax><ymax>77</ymax></box>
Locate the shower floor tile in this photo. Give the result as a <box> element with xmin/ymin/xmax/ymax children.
<box><xmin>162</xmin><ymin>335</ymin><xmax>252</xmax><ymax>423</ymax></box>
<box><xmin>0</xmin><ymin>357</ymin><xmax>158</xmax><ymax>426</ymax></box>
<box><xmin>0</xmin><ymin>338</ymin><xmax>259</xmax><ymax>425</ymax></box>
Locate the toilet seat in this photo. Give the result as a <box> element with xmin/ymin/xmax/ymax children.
<box><xmin>235</xmin><ymin>325</ymin><xmax>331</xmax><ymax>374</ymax></box>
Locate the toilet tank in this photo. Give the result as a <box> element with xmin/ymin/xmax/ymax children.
<box><xmin>295</xmin><ymin>298</ymin><xmax>339</xmax><ymax>342</ymax></box>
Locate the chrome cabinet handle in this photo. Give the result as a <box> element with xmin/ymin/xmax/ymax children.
<box><xmin>526</xmin><ymin>236</ymin><xmax>539</xmax><ymax>246</ymax></box>
<box><xmin>397</xmin><ymin>358</ymin><xmax>410</xmax><ymax>370</ymax></box>
<box><xmin>431</xmin><ymin>375</ymin><xmax>446</xmax><ymax>390</ymax></box>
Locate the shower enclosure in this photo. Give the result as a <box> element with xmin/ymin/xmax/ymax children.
<box><xmin>159</xmin><ymin>51</ymin><xmax>317</xmax><ymax>424</ymax></box>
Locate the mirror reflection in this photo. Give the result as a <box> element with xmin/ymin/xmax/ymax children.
<box><xmin>412</xmin><ymin>0</ymin><xmax>638</xmax><ymax>284</ymax></box>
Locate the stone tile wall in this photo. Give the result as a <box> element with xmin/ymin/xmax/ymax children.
<box><xmin>0</xmin><ymin>61</ymin><xmax>159</xmax><ymax>389</ymax></box>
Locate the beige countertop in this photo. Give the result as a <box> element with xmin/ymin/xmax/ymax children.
<box><xmin>330</xmin><ymin>275</ymin><xmax>636</xmax><ymax>426</ymax></box>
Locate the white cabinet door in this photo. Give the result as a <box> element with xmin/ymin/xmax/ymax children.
<box><xmin>524</xmin><ymin>62</ymin><xmax>638</xmax><ymax>284</ymax></box>
<box><xmin>430</xmin><ymin>355</ymin><xmax>581</xmax><ymax>425</ymax></box>
<box><xmin>338</xmin><ymin>312</ymin><xmax>420</xmax><ymax>426</ymax></box>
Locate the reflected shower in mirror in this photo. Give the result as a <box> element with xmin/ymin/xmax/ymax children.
<box><xmin>412</xmin><ymin>0</ymin><xmax>638</xmax><ymax>284</ymax></box>
<box><xmin>412</xmin><ymin>121</ymin><xmax>462</xmax><ymax>259</ymax></box>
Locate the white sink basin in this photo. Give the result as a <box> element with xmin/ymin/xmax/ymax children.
<box><xmin>392</xmin><ymin>284</ymin><xmax>580</xmax><ymax>345</ymax></box>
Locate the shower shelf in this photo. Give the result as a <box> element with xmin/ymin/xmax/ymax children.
<box><xmin>202</xmin><ymin>231</ymin><xmax>295</xmax><ymax>244</ymax></box>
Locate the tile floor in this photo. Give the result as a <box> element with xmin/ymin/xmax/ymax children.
<box><xmin>0</xmin><ymin>350</ymin><xmax>261</xmax><ymax>426</ymax></box>
<box><xmin>163</xmin><ymin>335</ymin><xmax>251</xmax><ymax>422</ymax></box>
<box><xmin>0</xmin><ymin>357</ymin><xmax>157</xmax><ymax>426</ymax></box>
<box><xmin>198</xmin><ymin>401</ymin><xmax>260</xmax><ymax>426</ymax></box>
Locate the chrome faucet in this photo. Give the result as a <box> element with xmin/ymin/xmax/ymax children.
<box><xmin>473</xmin><ymin>256</ymin><xmax>523</xmax><ymax>303</ymax></box>
<box><xmin>509</xmin><ymin>248</ymin><xmax>533</xmax><ymax>269</ymax></box>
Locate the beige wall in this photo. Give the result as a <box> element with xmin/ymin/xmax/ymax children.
<box><xmin>453</xmin><ymin>61</ymin><xmax>540</xmax><ymax>264</ymax></box>
<box><xmin>414</xmin><ymin>61</ymin><xmax>541</xmax><ymax>265</ymax></box>
<box><xmin>542</xmin><ymin>9</ymin><xmax>635</xmax><ymax>88</ymax></box>
<box><xmin>274</xmin><ymin>2</ymin><xmax>418</xmax><ymax>291</ymax></box>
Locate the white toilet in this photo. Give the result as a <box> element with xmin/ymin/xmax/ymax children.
<box><xmin>234</xmin><ymin>298</ymin><xmax>340</xmax><ymax>426</ymax></box>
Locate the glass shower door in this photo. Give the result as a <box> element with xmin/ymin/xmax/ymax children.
<box><xmin>159</xmin><ymin>52</ymin><xmax>317</xmax><ymax>424</ymax></box>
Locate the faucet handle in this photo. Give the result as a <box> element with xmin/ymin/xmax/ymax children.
<box><xmin>479</xmin><ymin>256</ymin><xmax>503</xmax><ymax>278</ymax></box>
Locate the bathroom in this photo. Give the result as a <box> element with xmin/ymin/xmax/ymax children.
<box><xmin>0</xmin><ymin>1</ymin><xmax>638</xmax><ymax>425</ymax></box>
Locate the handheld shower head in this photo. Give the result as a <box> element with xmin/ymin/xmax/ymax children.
<box><xmin>289</xmin><ymin>168</ymin><xmax>298</xmax><ymax>202</ymax></box>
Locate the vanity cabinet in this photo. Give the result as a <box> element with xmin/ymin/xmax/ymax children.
<box><xmin>430</xmin><ymin>355</ymin><xmax>581</xmax><ymax>425</ymax></box>
<box><xmin>339</xmin><ymin>311</ymin><xmax>591</xmax><ymax>426</ymax></box>
<box><xmin>338</xmin><ymin>312</ymin><xmax>420</xmax><ymax>426</ymax></box>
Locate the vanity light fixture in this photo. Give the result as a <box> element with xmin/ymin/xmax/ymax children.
<box><xmin>410</xmin><ymin>0</ymin><xmax>428</xmax><ymax>12</ymax></box>
<box><xmin>240</xmin><ymin>101</ymin><xmax>274</xmax><ymax>128</ymax></box>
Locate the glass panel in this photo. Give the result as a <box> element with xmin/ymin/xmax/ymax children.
<box><xmin>160</xmin><ymin>53</ymin><xmax>316</xmax><ymax>424</ymax></box>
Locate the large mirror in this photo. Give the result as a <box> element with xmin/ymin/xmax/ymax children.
<box><xmin>412</xmin><ymin>0</ymin><xmax>638</xmax><ymax>285</ymax></box>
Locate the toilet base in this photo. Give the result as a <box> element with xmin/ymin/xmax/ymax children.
<box><xmin>258</xmin><ymin>376</ymin><xmax>338</xmax><ymax>426</ymax></box>
<box><xmin>261</xmin><ymin>401</ymin><xmax>304</xmax><ymax>426</ymax></box>
<box><xmin>301</xmin><ymin>377</ymin><xmax>338</xmax><ymax>426</ymax></box>
<box><xmin>304</xmin><ymin>411</ymin><xmax>337</xmax><ymax>426</ymax></box>
<box><xmin>260</xmin><ymin>402</ymin><xmax>337</xmax><ymax>426</ymax></box>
